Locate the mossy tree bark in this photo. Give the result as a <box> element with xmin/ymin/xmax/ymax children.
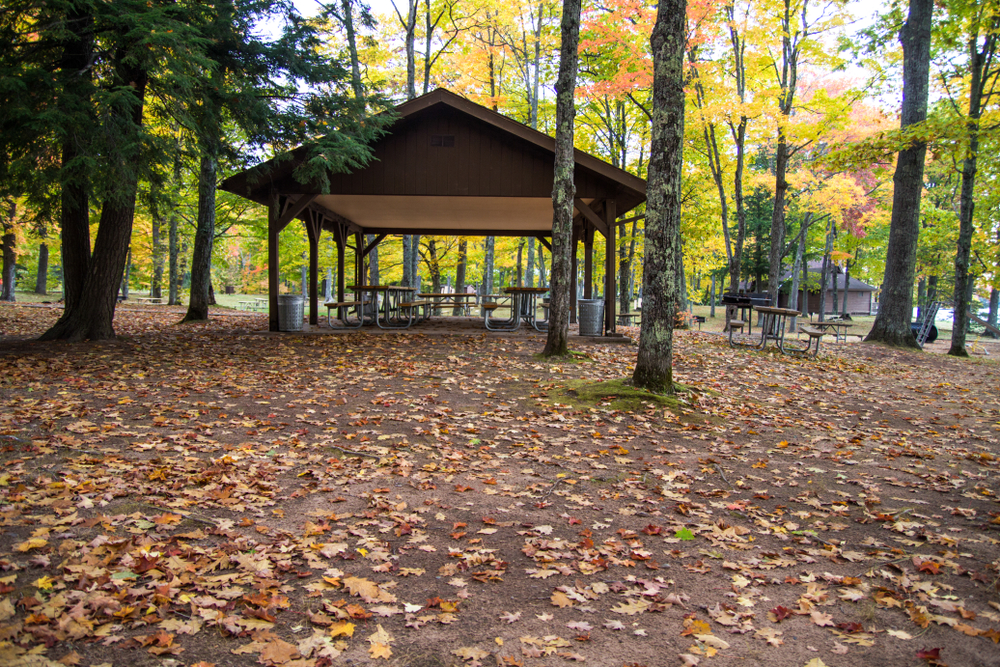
<box><xmin>542</xmin><ymin>0</ymin><xmax>581</xmax><ymax>357</ymax></box>
<box><xmin>631</xmin><ymin>0</ymin><xmax>686</xmax><ymax>393</ymax></box>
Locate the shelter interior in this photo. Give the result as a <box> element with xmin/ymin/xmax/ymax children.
<box><xmin>221</xmin><ymin>89</ymin><xmax>647</xmax><ymax>333</ymax></box>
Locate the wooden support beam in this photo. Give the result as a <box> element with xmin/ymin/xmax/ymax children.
<box><xmin>362</xmin><ymin>234</ymin><xmax>387</xmax><ymax>258</ymax></box>
<box><xmin>616</xmin><ymin>213</ymin><xmax>644</xmax><ymax>226</ymax></box>
<box><xmin>268</xmin><ymin>192</ymin><xmax>281</xmax><ymax>332</ymax></box>
<box><xmin>584</xmin><ymin>226</ymin><xmax>593</xmax><ymax>300</ymax></box>
<box><xmin>535</xmin><ymin>236</ymin><xmax>552</xmax><ymax>252</ymax></box>
<box><xmin>276</xmin><ymin>194</ymin><xmax>318</xmax><ymax>233</ymax></box>
<box><xmin>604</xmin><ymin>199</ymin><xmax>617</xmax><ymax>335</ymax></box>
<box><xmin>570</xmin><ymin>229</ymin><xmax>578</xmax><ymax>324</ymax></box>
<box><xmin>574</xmin><ymin>199</ymin><xmax>609</xmax><ymax>237</ymax></box>
<box><xmin>354</xmin><ymin>232</ymin><xmax>364</xmax><ymax>286</ymax></box>
<box><xmin>306</xmin><ymin>210</ymin><xmax>322</xmax><ymax>326</ymax></box>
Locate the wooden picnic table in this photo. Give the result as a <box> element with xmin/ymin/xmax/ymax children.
<box><xmin>418</xmin><ymin>292</ymin><xmax>478</xmax><ymax>316</ymax></box>
<box><xmin>482</xmin><ymin>287</ymin><xmax>548</xmax><ymax>332</ymax></box>
<box><xmin>730</xmin><ymin>305</ymin><xmax>802</xmax><ymax>352</ymax></box>
<box><xmin>347</xmin><ymin>285</ymin><xmax>423</xmax><ymax>329</ymax></box>
<box><xmin>811</xmin><ymin>319</ymin><xmax>854</xmax><ymax>342</ymax></box>
<box><xmin>134</xmin><ymin>297</ymin><xmax>163</xmax><ymax>305</ymax></box>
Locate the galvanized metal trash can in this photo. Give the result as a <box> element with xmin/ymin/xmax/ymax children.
<box><xmin>277</xmin><ymin>294</ymin><xmax>304</xmax><ymax>332</ymax></box>
<box><xmin>578</xmin><ymin>298</ymin><xmax>604</xmax><ymax>336</ymax></box>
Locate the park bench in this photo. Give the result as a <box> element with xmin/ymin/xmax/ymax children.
<box><xmin>786</xmin><ymin>325</ymin><xmax>825</xmax><ymax>357</ymax></box>
<box><xmin>726</xmin><ymin>320</ymin><xmax>746</xmax><ymax>347</ymax></box>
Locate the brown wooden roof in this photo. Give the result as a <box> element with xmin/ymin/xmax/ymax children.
<box><xmin>220</xmin><ymin>89</ymin><xmax>646</xmax><ymax>235</ymax></box>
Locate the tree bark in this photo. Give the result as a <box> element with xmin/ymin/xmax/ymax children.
<box><xmin>632</xmin><ymin>0</ymin><xmax>685</xmax><ymax>392</ymax></box>
<box><xmin>40</xmin><ymin>54</ymin><xmax>147</xmax><ymax>341</ymax></box>
<box><xmin>120</xmin><ymin>246</ymin><xmax>131</xmax><ymax>299</ymax></box>
<box><xmin>988</xmin><ymin>287</ymin><xmax>998</xmax><ymax>337</ymax></box>
<box><xmin>56</xmin><ymin>8</ymin><xmax>94</xmax><ymax>314</ymax></box>
<box><xmin>948</xmin><ymin>13</ymin><xmax>994</xmax><ymax>356</ymax></box>
<box><xmin>542</xmin><ymin>0</ymin><xmax>582</xmax><ymax>357</ymax></box>
<box><xmin>35</xmin><ymin>241</ymin><xmax>48</xmax><ymax>295</ymax></box>
<box><xmin>865</xmin><ymin>0</ymin><xmax>932</xmax><ymax>348</ymax></box>
<box><xmin>168</xmin><ymin>205</ymin><xmax>179</xmax><ymax>305</ymax></box>
<box><xmin>453</xmin><ymin>238</ymin><xmax>467</xmax><ymax>315</ymax></box>
<box><xmin>483</xmin><ymin>236</ymin><xmax>495</xmax><ymax>295</ymax></box>
<box><xmin>342</xmin><ymin>0</ymin><xmax>364</xmax><ymax>100</ymax></box>
<box><xmin>183</xmin><ymin>152</ymin><xmax>217</xmax><ymax>322</ymax></box>
<box><xmin>1</xmin><ymin>200</ymin><xmax>15</xmax><ymax>302</ymax></box>
<box><xmin>819</xmin><ymin>219</ymin><xmax>833</xmax><ymax>321</ymax></box>
<box><xmin>842</xmin><ymin>258</ymin><xmax>852</xmax><ymax>317</ymax></box>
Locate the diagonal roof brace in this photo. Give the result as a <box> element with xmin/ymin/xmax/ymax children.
<box><xmin>574</xmin><ymin>198</ymin><xmax>609</xmax><ymax>237</ymax></box>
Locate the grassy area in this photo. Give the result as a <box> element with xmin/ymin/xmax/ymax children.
<box><xmin>4</xmin><ymin>289</ymin><xmax>270</xmax><ymax>310</ymax></box>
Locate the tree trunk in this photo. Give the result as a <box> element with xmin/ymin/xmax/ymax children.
<box><xmin>526</xmin><ymin>237</ymin><xmax>535</xmax><ymax>287</ymax></box>
<box><xmin>516</xmin><ymin>239</ymin><xmax>525</xmax><ymax>287</ymax></box>
<box><xmin>40</xmin><ymin>54</ymin><xmax>147</xmax><ymax>342</ymax></box>
<box><xmin>56</xmin><ymin>7</ymin><xmax>94</xmax><ymax>314</ymax></box>
<box><xmin>483</xmin><ymin>236</ymin><xmax>495</xmax><ymax>295</ymax></box>
<box><xmin>632</xmin><ymin>0</ymin><xmax>685</xmax><ymax>392</ymax></box>
<box><xmin>368</xmin><ymin>234</ymin><xmax>379</xmax><ymax>285</ymax></box>
<box><xmin>767</xmin><ymin>133</ymin><xmax>789</xmax><ymax>303</ymax></box>
<box><xmin>831</xmin><ymin>263</ymin><xmax>839</xmax><ymax>315</ymax></box>
<box><xmin>819</xmin><ymin>219</ymin><xmax>833</xmax><ymax>321</ymax></box>
<box><xmin>168</xmin><ymin>205</ymin><xmax>179</xmax><ymax>305</ymax></box>
<box><xmin>151</xmin><ymin>197</ymin><xmax>163</xmax><ymax>299</ymax></box>
<box><xmin>183</xmin><ymin>152</ymin><xmax>217</xmax><ymax>322</ymax></box>
<box><xmin>801</xmin><ymin>251</ymin><xmax>809</xmax><ymax>317</ymax></box>
<box><xmin>917</xmin><ymin>277</ymin><xmax>926</xmax><ymax>318</ymax></box>
<box><xmin>35</xmin><ymin>241</ymin><xmax>48</xmax><ymax>295</ymax></box>
<box><xmin>842</xmin><ymin>258</ymin><xmax>852</xmax><ymax>317</ymax></box>
<box><xmin>865</xmin><ymin>0</ymin><xmax>932</xmax><ymax>348</ymax></box>
<box><xmin>342</xmin><ymin>0</ymin><xmax>364</xmax><ymax>100</ymax></box>
<box><xmin>988</xmin><ymin>287</ymin><xmax>998</xmax><ymax>337</ymax></box>
<box><xmin>710</xmin><ymin>274</ymin><xmax>716</xmax><ymax>318</ymax></box>
<box><xmin>949</xmin><ymin>15</ymin><xmax>991</xmax><ymax>357</ymax></box>
<box><xmin>453</xmin><ymin>238</ymin><xmax>467</xmax><ymax>315</ymax></box>
<box><xmin>1</xmin><ymin>200</ymin><xmax>15</xmax><ymax>302</ymax></box>
<box><xmin>542</xmin><ymin>0</ymin><xmax>582</xmax><ymax>357</ymax></box>
<box><xmin>120</xmin><ymin>246</ymin><xmax>131</xmax><ymax>299</ymax></box>
<box><xmin>787</xmin><ymin>213</ymin><xmax>810</xmax><ymax>331</ymax></box>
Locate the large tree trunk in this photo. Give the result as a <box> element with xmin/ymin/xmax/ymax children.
<box><xmin>526</xmin><ymin>237</ymin><xmax>535</xmax><ymax>287</ymax></box>
<box><xmin>787</xmin><ymin>213</ymin><xmax>810</xmax><ymax>331</ymax></box>
<box><xmin>40</xmin><ymin>55</ymin><xmax>147</xmax><ymax>341</ymax></box>
<box><xmin>819</xmin><ymin>219</ymin><xmax>833</xmax><ymax>321</ymax></box>
<box><xmin>120</xmin><ymin>246</ymin><xmax>131</xmax><ymax>299</ymax></box>
<box><xmin>56</xmin><ymin>9</ymin><xmax>94</xmax><ymax>314</ymax></box>
<box><xmin>767</xmin><ymin>133</ymin><xmax>789</xmax><ymax>302</ymax></box>
<box><xmin>367</xmin><ymin>234</ymin><xmax>379</xmax><ymax>284</ymax></box>
<box><xmin>183</xmin><ymin>152</ymin><xmax>217</xmax><ymax>322</ymax></box>
<box><xmin>632</xmin><ymin>0</ymin><xmax>685</xmax><ymax>392</ymax></box>
<box><xmin>842</xmin><ymin>258</ymin><xmax>852</xmax><ymax>317</ymax></box>
<box><xmin>35</xmin><ymin>241</ymin><xmax>48</xmax><ymax>295</ymax></box>
<box><xmin>866</xmin><ymin>0</ymin><xmax>932</xmax><ymax>347</ymax></box>
<box><xmin>542</xmin><ymin>0</ymin><xmax>582</xmax><ymax>357</ymax></box>
<box><xmin>483</xmin><ymin>236</ymin><xmax>495</xmax><ymax>295</ymax></box>
<box><xmin>1</xmin><ymin>200</ymin><xmax>15</xmax><ymax>302</ymax></box>
<box><xmin>949</xmin><ymin>16</ymin><xmax>992</xmax><ymax>356</ymax></box>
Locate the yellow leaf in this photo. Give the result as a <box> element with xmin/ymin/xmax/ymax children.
<box><xmin>15</xmin><ymin>538</ymin><xmax>47</xmax><ymax>552</ymax></box>
<box><xmin>368</xmin><ymin>643</ymin><xmax>392</xmax><ymax>659</ymax></box>
<box><xmin>33</xmin><ymin>576</ymin><xmax>54</xmax><ymax>590</ymax></box>
<box><xmin>329</xmin><ymin>621</ymin><xmax>355</xmax><ymax>638</ymax></box>
<box><xmin>803</xmin><ymin>660</ymin><xmax>828</xmax><ymax>667</ymax></box>
<box><xmin>550</xmin><ymin>591</ymin><xmax>574</xmax><ymax>608</ymax></box>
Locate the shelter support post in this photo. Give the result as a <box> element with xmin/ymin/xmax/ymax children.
<box><xmin>604</xmin><ymin>199</ymin><xmax>617</xmax><ymax>335</ymax></box>
<box><xmin>570</xmin><ymin>226</ymin><xmax>579</xmax><ymax>324</ymax></box>
<box><xmin>584</xmin><ymin>226</ymin><xmax>593</xmax><ymax>300</ymax></box>
<box><xmin>333</xmin><ymin>223</ymin><xmax>346</xmax><ymax>303</ymax></box>
<box><xmin>306</xmin><ymin>212</ymin><xmax>322</xmax><ymax>326</ymax></box>
<box><xmin>268</xmin><ymin>193</ymin><xmax>280</xmax><ymax>332</ymax></box>
<box><xmin>354</xmin><ymin>232</ymin><xmax>364</xmax><ymax>286</ymax></box>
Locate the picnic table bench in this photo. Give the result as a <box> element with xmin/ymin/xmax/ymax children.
<box><xmin>617</xmin><ymin>312</ymin><xmax>641</xmax><ymax>326</ymax></box>
<box><xmin>134</xmin><ymin>297</ymin><xmax>163</xmax><ymax>305</ymax></box>
<box><xmin>418</xmin><ymin>292</ymin><xmax>478</xmax><ymax>316</ymax></box>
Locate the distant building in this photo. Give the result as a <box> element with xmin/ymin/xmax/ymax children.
<box><xmin>778</xmin><ymin>262</ymin><xmax>877</xmax><ymax>315</ymax></box>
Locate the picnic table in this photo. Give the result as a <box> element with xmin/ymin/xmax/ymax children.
<box><xmin>134</xmin><ymin>297</ymin><xmax>163</xmax><ymax>305</ymax></box>
<box><xmin>418</xmin><ymin>292</ymin><xmax>478</xmax><ymax>316</ymax></box>
<box><xmin>484</xmin><ymin>287</ymin><xmax>549</xmax><ymax>332</ymax></box>
<box><xmin>347</xmin><ymin>285</ymin><xmax>424</xmax><ymax>329</ymax></box>
<box><xmin>729</xmin><ymin>305</ymin><xmax>802</xmax><ymax>352</ymax></box>
<box><xmin>811</xmin><ymin>319</ymin><xmax>854</xmax><ymax>342</ymax></box>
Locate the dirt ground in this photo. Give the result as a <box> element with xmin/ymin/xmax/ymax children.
<box><xmin>0</xmin><ymin>303</ymin><xmax>998</xmax><ymax>667</ymax></box>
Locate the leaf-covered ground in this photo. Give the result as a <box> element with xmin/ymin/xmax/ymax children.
<box><xmin>1</xmin><ymin>303</ymin><xmax>998</xmax><ymax>667</ymax></box>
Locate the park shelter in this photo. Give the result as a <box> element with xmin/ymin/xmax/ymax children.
<box><xmin>220</xmin><ymin>89</ymin><xmax>647</xmax><ymax>333</ymax></box>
